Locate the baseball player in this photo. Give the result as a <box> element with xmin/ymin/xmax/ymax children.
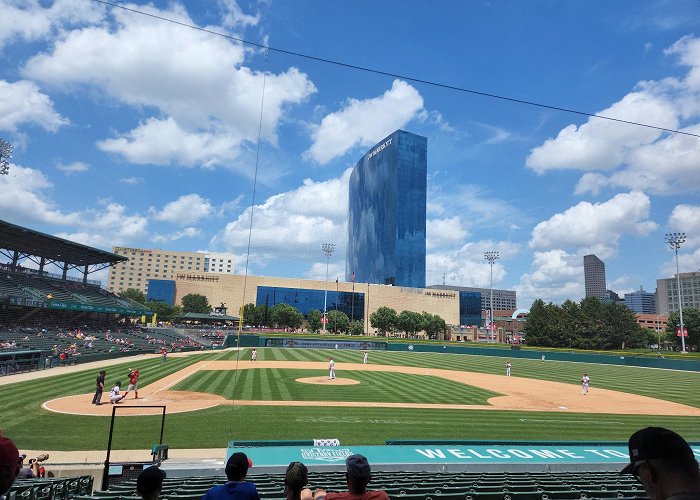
<box><xmin>123</xmin><ymin>369</ymin><xmax>139</xmax><ymax>399</ymax></box>
<box><xmin>363</xmin><ymin>351</ymin><xmax>368</xmax><ymax>364</ymax></box>
<box><xmin>329</xmin><ymin>357</ymin><xmax>335</xmax><ymax>380</ymax></box>
<box><xmin>581</xmin><ymin>373</ymin><xmax>590</xmax><ymax>395</ymax></box>
<box><xmin>109</xmin><ymin>381</ymin><xmax>125</xmax><ymax>404</ymax></box>
<box><xmin>505</xmin><ymin>361</ymin><xmax>512</xmax><ymax>376</ymax></box>
<box><xmin>251</xmin><ymin>348</ymin><xmax>257</xmax><ymax>361</ymax></box>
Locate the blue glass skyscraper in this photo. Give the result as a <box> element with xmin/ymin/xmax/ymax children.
<box><xmin>346</xmin><ymin>130</ymin><xmax>427</xmax><ymax>288</ymax></box>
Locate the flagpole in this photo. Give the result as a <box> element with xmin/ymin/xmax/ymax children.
<box><xmin>351</xmin><ymin>271</ymin><xmax>355</xmax><ymax>323</ymax></box>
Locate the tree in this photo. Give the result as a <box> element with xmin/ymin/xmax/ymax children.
<box><xmin>242</xmin><ymin>303</ymin><xmax>260</xmax><ymax>326</ymax></box>
<box><xmin>306</xmin><ymin>309</ymin><xmax>322</xmax><ymax>333</ymax></box>
<box><xmin>422</xmin><ymin>312</ymin><xmax>448</xmax><ymax>340</ymax></box>
<box><xmin>328</xmin><ymin>310</ymin><xmax>350</xmax><ymax>334</ymax></box>
<box><xmin>181</xmin><ymin>294</ymin><xmax>211</xmax><ymax>314</ymax></box>
<box><xmin>119</xmin><ymin>288</ymin><xmax>146</xmax><ymax>304</ymax></box>
<box><xmin>668</xmin><ymin>307</ymin><xmax>700</xmax><ymax>351</ymax></box>
<box><xmin>397</xmin><ymin>310</ymin><xmax>423</xmax><ymax>337</ymax></box>
<box><xmin>146</xmin><ymin>300</ymin><xmax>181</xmax><ymax>322</ymax></box>
<box><xmin>348</xmin><ymin>320</ymin><xmax>364</xmax><ymax>336</ymax></box>
<box><xmin>270</xmin><ymin>303</ymin><xmax>303</xmax><ymax>330</ymax></box>
<box><xmin>370</xmin><ymin>307</ymin><xmax>397</xmax><ymax>336</ymax></box>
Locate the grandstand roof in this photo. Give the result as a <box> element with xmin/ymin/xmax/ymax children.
<box><xmin>0</xmin><ymin>219</ymin><xmax>127</xmax><ymax>266</ymax></box>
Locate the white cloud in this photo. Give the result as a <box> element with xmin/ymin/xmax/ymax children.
<box><xmin>668</xmin><ymin>204</ymin><xmax>700</xmax><ymax>247</ymax></box>
<box><xmin>0</xmin><ymin>79</ymin><xmax>68</xmax><ymax>132</ymax></box>
<box><xmin>306</xmin><ymin>80</ymin><xmax>424</xmax><ymax>164</ymax></box>
<box><xmin>22</xmin><ymin>2</ymin><xmax>315</xmax><ymax>168</ymax></box>
<box><xmin>529</xmin><ymin>191</ymin><xmax>657</xmax><ymax>254</ymax></box>
<box><xmin>56</xmin><ymin>161</ymin><xmax>88</xmax><ymax>174</ymax></box>
<box><xmin>150</xmin><ymin>194</ymin><xmax>214</xmax><ymax>226</ymax></box>
<box><xmin>0</xmin><ymin>0</ymin><xmax>103</xmax><ymax>49</ymax></box>
<box><xmin>212</xmin><ymin>169</ymin><xmax>351</xmax><ymax>266</ymax></box>
<box><xmin>152</xmin><ymin>227</ymin><xmax>201</xmax><ymax>243</ymax></box>
<box><xmin>306</xmin><ymin>262</ymin><xmax>345</xmax><ymax>282</ymax></box>
<box><xmin>119</xmin><ymin>176</ymin><xmax>144</xmax><ymax>184</ymax></box>
<box><xmin>425</xmin><ymin>241</ymin><xmax>518</xmax><ymax>289</ymax></box>
<box><xmin>517</xmin><ymin>250</ymin><xmax>584</xmax><ymax>306</ymax></box>
<box><xmin>219</xmin><ymin>0</ymin><xmax>259</xmax><ymax>28</ymax></box>
<box><xmin>54</xmin><ymin>202</ymin><xmax>148</xmax><ymax>247</ymax></box>
<box><xmin>527</xmin><ymin>35</ymin><xmax>700</xmax><ymax>195</ymax></box>
<box><xmin>426</xmin><ymin>217</ymin><xmax>469</xmax><ymax>249</ymax></box>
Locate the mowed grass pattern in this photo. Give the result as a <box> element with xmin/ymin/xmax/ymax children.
<box><xmin>173</xmin><ymin>368</ymin><xmax>499</xmax><ymax>404</ymax></box>
<box><xmin>2</xmin><ymin>347</ymin><xmax>700</xmax><ymax>449</ymax></box>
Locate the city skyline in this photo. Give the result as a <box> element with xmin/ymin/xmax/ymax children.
<box><xmin>1</xmin><ymin>1</ymin><xmax>699</xmax><ymax>308</ymax></box>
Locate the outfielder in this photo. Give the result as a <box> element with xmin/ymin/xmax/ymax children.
<box><xmin>363</xmin><ymin>351</ymin><xmax>368</xmax><ymax>364</ymax></box>
<box><xmin>251</xmin><ymin>348</ymin><xmax>257</xmax><ymax>361</ymax></box>
<box><xmin>329</xmin><ymin>357</ymin><xmax>335</xmax><ymax>379</ymax></box>
<box><xmin>505</xmin><ymin>361</ymin><xmax>512</xmax><ymax>376</ymax></box>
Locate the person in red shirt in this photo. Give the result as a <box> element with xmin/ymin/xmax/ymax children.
<box><xmin>123</xmin><ymin>369</ymin><xmax>140</xmax><ymax>399</ymax></box>
<box><xmin>318</xmin><ymin>455</ymin><xmax>388</xmax><ymax>500</ymax></box>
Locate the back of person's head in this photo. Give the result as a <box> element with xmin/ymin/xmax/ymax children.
<box><xmin>136</xmin><ymin>466</ymin><xmax>166</xmax><ymax>499</ymax></box>
<box><xmin>345</xmin><ymin>454</ymin><xmax>371</xmax><ymax>493</ymax></box>
<box><xmin>99</xmin><ymin>370</ymin><xmax>106</xmax><ymax>376</ymax></box>
<box><xmin>225</xmin><ymin>452</ymin><xmax>251</xmax><ymax>481</ymax></box>
<box><xmin>115</xmin><ymin>381</ymin><xmax>121</xmax><ymax>387</ymax></box>
<box><xmin>285</xmin><ymin>461</ymin><xmax>308</xmax><ymax>495</ymax></box>
<box><xmin>622</xmin><ymin>427</ymin><xmax>699</xmax><ymax>476</ymax></box>
<box><xmin>0</xmin><ymin>436</ymin><xmax>21</xmax><ymax>495</ymax></box>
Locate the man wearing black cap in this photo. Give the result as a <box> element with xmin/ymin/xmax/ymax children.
<box><xmin>203</xmin><ymin>452</ymin><xmax>259</xmax><ymax>500</ymax></box>
<box><xmin>322</xmin><ymin>454</ymin><xmax>388</xmax><ymax>500</ymax></box>
<box><xmin>136</xmin><ymin>466</ymin><xmax>166</xmax><ymax>500</ymax></box>
<box><xmin>621</xmin><ymin>427</ymin><xmax>700</xmax><ymax>500</ymax></box>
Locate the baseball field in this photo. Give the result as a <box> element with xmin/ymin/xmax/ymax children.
<box><xmin>3</xmin><ymin>347</ymin><xmax>700</xmax><ymax>451</ymax></box>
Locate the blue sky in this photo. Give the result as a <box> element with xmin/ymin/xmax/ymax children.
<box><xmin>2</xmin><ymin>0</ymin><xmax>700</xmax><ymax>308</ymax></box>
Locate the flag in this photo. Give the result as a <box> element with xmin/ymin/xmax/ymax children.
<box><xmin>352</xmin><ymin>270</ymin><xmax>356</xmax><ymax>282</ymax></box>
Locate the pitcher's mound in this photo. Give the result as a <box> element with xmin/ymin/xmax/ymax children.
<box><xmin>296</xmin><ymin>377</ymin><xmax>360</xmax><ymax>385</ymax></box>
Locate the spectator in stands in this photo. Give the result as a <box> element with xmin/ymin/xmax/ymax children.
<box><xmin>136</xmin><ymin>465</ymin><xmax>166</xmax><ymax>500</ymax></box>
<box><xmin>0</xmin><ymin>436</ymin><xmax>20</xmax><ymax>499</ymax></box>
<box><xmin>16</xmin><ymin>454</ymin><xmax>36</xmax><ymax>479</ymax></box>
<box><xmin>316</xmin><ymin>455</ymin><xmax>388</xmax><ymax>500</ymax></box>
<box><xmin>92</xmin><ymin>370</ymin><xmax>106</xmax><ymax>405</ymax></box>
<box><xmin>284</xmin><ymin>462</ymin><xmax>312</xmax><ymax>500</ymax></box>
<box><xmin>202</xmin><ymin>452</ymin><xmax>258</xmax><ymax>500</ymax></box>
<box><xmin>621</xmin><ymin>427</ymin><xmax>700</xmax><ymax>500</ymax></box>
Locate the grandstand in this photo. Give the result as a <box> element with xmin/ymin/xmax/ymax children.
<box><xmin>0</xmin><ymin>220</ymin><xmax>206</xmax><ymax>372</ymax></box>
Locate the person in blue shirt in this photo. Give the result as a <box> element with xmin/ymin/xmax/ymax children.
<box><xmin>203</xmin><ymin>452</ymin><xmax>259</xmax><ymax>500</ymax></box>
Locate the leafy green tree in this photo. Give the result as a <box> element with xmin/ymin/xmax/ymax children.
<box><xmin>306</xmin><ymin>309</ymin><xmax>322</xmax><ymax>333</ymax></box>
<box><xmin>328</xmin><ymin>310</ymin><xmax>350</xmax><ymax>334</ymax></box>
<box><xmin>668</xmin><ymin>308</ymin><xmax>700</xmax><ymax>350</ymax></box>
<box><xmin>370</xmin><ymin>306</ymin><xmax>397</xmax><ymax>336</ymax></box>
<box><xmin>348</xmin><ymin>320</ymin><xmax>364</xmax><ymax>336</ymax></box>
<box><xmin>119</xmin><ymin>288</ymin><xmax>146</xmax><ymax>304</ymax></box>
<box><xmin>397</xmin><ymin>310</ymin><xmax>423</xmax><ymax>337</ymax></box>
<box><xmin>270</xmin><ymin>303</ymin><xmax>303</xmax><ymax>330</ymax></box>
<box><xmin>422</xmin><ymin>312</ymin><xmax>448</xmax><ymax>340</ymax></box>
<box><xmin>146</xmin><ymin>300</ymin><xmax>181</xmax><ymax>321</ymax></box>
<box><xmin>242</xmin><ymin>303</ymin><xmax>259</xmax><ymax>326</ymax></box>
<box><xmin>181</xmin><ymin>293</ymin><xmax>211</xmax><ymax>314</ymax></box>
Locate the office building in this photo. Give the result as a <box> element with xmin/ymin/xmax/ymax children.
<box><xmin>584</xmin><ymin>254</ymin><xmax>606</xmax><ymax>300</ymax></box>
<box><xmin>428</xmin><ymin>285</ymin><xmax>517</xmax><ymax>311</ymax></box>
<box><xmin>624</xmin><ymin>287</ymin><xmax>656</xmax><ymax>314</ymax></box>
<box><xmin>107</xmin><ymin>247</ymin><xmax>234</xmax><ymax>295</ymax></box>
<box><xmin>346</xmin><ymin>130</ymin><xmax>427</xmax><ymax>288</ymax></box>
<box><xmin>656</xmin><ymin>271</ymin><xmax>700</xmax><ymax>313</ymax></box>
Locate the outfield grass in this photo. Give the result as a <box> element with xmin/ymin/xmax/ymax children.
<box><xmin>2</xmin><ymin>347</ymin><xmax>700</xmax><ymax>450</ymax></box>
<box><xmin>174</xmin><ymin>368</ymin><xmax>499</xmax><ymax>404</ymax></box>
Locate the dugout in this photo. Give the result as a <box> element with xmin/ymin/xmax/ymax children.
<box><xmin>0</xmin><ymin>349</ymin><xmax>42</xmax><ymax>375</ymax></box>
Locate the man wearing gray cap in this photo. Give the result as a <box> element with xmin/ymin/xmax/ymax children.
<box><xmin>322</xmin><ymin>455</ymin><xmax>388</xmax><ymax>500</ymax></box>
<box><xmin>620</xmin><ymin>427</ymin><xmax>700</xmax><ymax>500</ymax></box>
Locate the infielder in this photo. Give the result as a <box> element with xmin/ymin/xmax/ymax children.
<box><xmin>505</xmin><ymin>361</ymin><xmax>512</xmax><ymax>376</ymax></box>
<box><xmin>329</xmin><ymin>357</ymin><xmax>335</xmax><ymax>379</ymax></box>
<box><xmin>251</xmin><ymin>348</ymin><xmax>257</xmax><ymax>361</ymax></box>
<box><xmin>363</xmin><ymin>351</ymin><xmax>368</xmax><ymax>364</ymax></box>
<box><xmin>581</xmin><ymin>373</ymin><xmax>590</xmax><ymax>395</ymax></box>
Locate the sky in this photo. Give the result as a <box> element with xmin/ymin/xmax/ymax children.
<box><xmin>1</xmin><ymin>0</ymin><xmax>700</xmax><ymax>309</ymax></box>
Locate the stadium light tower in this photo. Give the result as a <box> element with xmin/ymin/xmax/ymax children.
<box><xmin>484</xmin><ymin>251</ymin><xmax>499</xmax><ymax>343</ymax></box>
<box><xmin>0</xmin><ymin>139</ymin><xmax>12</xmax><ymax>175</ymax></box>
<box><xmin>321</xmin><ymin>243</ymin><xmax>335</xmax><ymax>334</ymax></box>
<box><xmin>665</xmin><ymin>232</ymin><xmax>687</xmax><ymax>353</ymax></box>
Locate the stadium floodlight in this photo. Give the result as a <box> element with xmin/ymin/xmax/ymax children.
<box><xmin>484</xmin><ymin>251</ymin><xmax>500</xmax><ymax>343</ymax></box>
<box><xmin>665</xmin><ymin>232</ymin><xmax>687</xmax><ymax>353</ymax></box>
<box><xmin>321</xmin><ymin>243</ymin><xmax>336</xmax><ymax>334</ymax></box>
<box><xmin>0</xmin><ymin>139</ymin><xmax>12</xmax><ymax>175</ymax></box>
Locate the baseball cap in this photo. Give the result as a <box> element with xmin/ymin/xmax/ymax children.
<box><xmin>0</xmin><ymin>437</ymin><xmax>20</xmax><ymax>469</ymax></box>
<box><xmin>620</xmin><ymin>427</ymin><xmax>696</xmax><ymax>474</ymax></box>
<box><xmin>226</xmin><ymin>452</ymin><xmax>252</xmax><ymax>474</ymax></box>
<box><xmin>136</xmin><ymin>466</ymin><xmax>166</xmax><ymax>495</ymax></box>
<box><xmin>346</xmin><ymin>454</ymin><xmax>371</xmax><ymax>479</ymax></box>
